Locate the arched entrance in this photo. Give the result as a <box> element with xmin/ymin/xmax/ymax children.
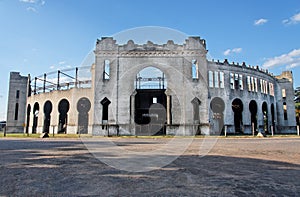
<box><xmin>210</xmin><ymin>97</ymin><xmax>225</xmax><ymax>135</ymax></box>
<box><xmin>26</xmin><ymin>104</ymin><xmax>31</xmax><ymax>134</ymax></box>
<box><xmin>249</xmin><ymin>100</ymin><xmax>258</xmax><ymax>135</ymax></box>
<box><xmin>32</xmin><ymin>102</ymin><xmax>39</xmax><ymax>134</ymax></box>
<box><xmin>232</xmin><ymin>98</ymin><xmax>243</xmax><ymax>134</ymax></box>
<box><xmin>134</xmin><ymin>67</ymin><xmax>167</xmax><ymax>135</ymax></box>
<box><xmin>43</xmin><ymin>101</ymin><xmax>52</xmax><ymax>133</ymax></box>
<box><xmin>58</xmin><ymin>99</ymin><xmax>70</xmax><ymax>134</ymax></box>
<box><xmin>77</xmin><ymin>97</ymin><xmax>91</xmax><ymax>134</ymax></box>
<box><xmin>262</xmin><ymin>102</ymin><xmax>268</xmax><ymax>134</ymax></box>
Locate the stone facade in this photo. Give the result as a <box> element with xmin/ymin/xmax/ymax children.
<box><xmin>7</xmin><ymin>36</ymin><xmax>297</xmax><ymax>135</ymax></box>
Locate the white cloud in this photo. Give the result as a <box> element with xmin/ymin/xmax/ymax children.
<box><xmin>254</xmin><ymin>18</ymin><xmax>268</xmax><ymax>26</ymax></box>
<box><xmin>59</xmin><ymin>61</ymin><xmax>66</xmax><ymax>65</ymax></box>
<box><xmin>26</xmin><ymin>7</ymin><xmax>37</xmax><ymax>13</ymax></box>
<box><xmin>50</xmin><ymin>65</ymin><xmax>55</xmax><ymax>69</ymax></box>
<box><xmin>20</xmin><ymin>0</ymin><xmax>37</xmax><ymax>3</ymax></box>
<box><xmin>223</xmin><ymin>48</ymin><xmax>242</xmax><ymax>56</ymax></box>
<box><xmin>262</xmin><ymin>49</ymin><xmax>300</xmax><ymax>69</ymax></box>
<box><xmin>282</xmin><ymin>13</ymin><xmax>300</xmax><ymax>25</ymax></box>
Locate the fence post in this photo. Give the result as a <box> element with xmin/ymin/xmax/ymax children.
<box><xmin>224</xmin><ymin>125</ymin><xmax>227</xmax><ymax>137</ymax></box>
<box><xmin>252</xmin><ymin>123</ymin><xmax>255</xmax><ymax>137</ymax></box>
<box><xmin>297</xmin><ymin>125</ymin><xmax>299</xmax><ymax>136</ymax></box>
<box><xmin>271</xmin><ymin>125</ymin><xmax>274</xmax><ymax>136</ymax></box>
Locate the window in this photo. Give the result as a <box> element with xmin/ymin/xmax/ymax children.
<box><xmin>214</xmin><ymin>71</ymin><xmax>219</xmax><ymax>88</ymax></box>
<box><xmin>219</xmin><ymin>72</ymin><xmax>224</xmax><ymax>88</ymax></box>
<box><xmin>260</xmin><ymin>79</ymin><xmax>263</xmax><ymax>93</ymax></box>
<box><xmin>283</xmin><ymin>102</ymin><xmax>288</xmax><ymax>120</ymax></box>
<box><xmin>104</xmin><ymin>60</ymin><xmax>110</xmax><ymax>80</ymax></box>
<box><xmin>269</xmin><ymin>83</ymin><xmax>274</xmax><ymax>96</ymax></box>
<box><xmin>254</xmin><ymin>78</ymin><xmax>258</xmax><ymax>92</ymax></box>
<box><xmin>209</xmin><ymin>71</ymin><xmax>214</xmax><ymax>88</ymax></box>
<box><xmin>247</xmin><ymin>76</ymin><xmax>251</xmax><ymax>91</ymax></box>
<box><xmin>14</xmin><ymin>103</ymin><xmax>19</xmax><ymax>120</ymax></box>
<box><xmin>192</xmin><ymin>60</ymin><xmax>198</xmax><ymax>79</ymax></box>
<box><xmin>238</xmin><ymin>75</ymin><xmax>243</xmax><ymax>90</ymax></box>
<box><xmin>282</xmin><ymin>89</ymin><xmax>286</xmax><ymax>99</ymax></box>
<box><xmin>153</xmin><ymin>97</ymin><xmax>157</xmax><ymax>103</ymax></box>
<box><xmin>230</xmin><ymin>73</ymin><xmax>234</xmax><ymax>89</ymax></box>
<box><xmin>16</xmin><ymin>90</ymin><xmax>20</xmax><ymax>99</ymax></box>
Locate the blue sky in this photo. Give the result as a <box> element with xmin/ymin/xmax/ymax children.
<box><xmin>0</xmin><ymin>0</ymin><xmax>300</xmax><ymax>120</ymax></box>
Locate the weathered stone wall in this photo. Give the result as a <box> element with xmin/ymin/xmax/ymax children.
<box><xmin>6</xmin><ymin>72</ymin><xmax>29</xmax><ymax>133</ymax></box>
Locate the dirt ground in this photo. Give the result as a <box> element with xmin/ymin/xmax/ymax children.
<box><xmin>0</xmin><ymin>137</ymin><xmax>299</xmax><ymax>196</ymax></box>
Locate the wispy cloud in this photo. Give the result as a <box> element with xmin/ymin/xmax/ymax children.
<box><xmin>282</xmin><ymin>13</ymin><xmax>300</xmax><ymax>25</ymax></box>
<box><xmin>20</xmin><ymin>0</ymin><xmax>45</xmax><ymax>13</ymax></box>
<box><xmin>26</xmin><ymin>7</ymin><xmax>37</xmax><ymax>13</ymax></box>
<box><xmin>262</xmin><ymin>49</ymin><xmax>300</xmax><ymax>69</ymax></box>
<box><xmin>223</xmin><ymin>48</ymin><xmax>242</xmax><ymax>56</ymax></box>
<box><xmin>254</xmin><ymin>18</ymin><xmax>268</xmax><ymax>26</ymax></box>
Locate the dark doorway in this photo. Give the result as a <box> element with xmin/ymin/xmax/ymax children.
<box><xmin>43</xmin><ymin>101</ymin><xmax>52</xmax><ymax>133</ymax></box>
<box><xmin>26</xmin><ymin>104</ymin><xmax>31</xmax><ymax>134</ymax></box>
<box><xmin>100</xmin><ymin>97</ymin><xmax>111</xmax><ymax>129</ymax></box>
<box><xmin>262</xmin><ymin>102</ymin><xmax>269</xmax><ymax>134</ymax></box>
<box><xmin>210</xmin><ymin>97</ymin><xmax>225</xmax><ymax>135</ymax></box>
<box><xmin>271</xmin><ymin>103</ymin><xmax>275</xmax><ymax>134</ymax></box>
<box><xmin>77</xmin><ymin>97</ymin><xmax>91</xmax><ymax>134</ymax></box>
<box><xmin>135</xmin><ymin>89</ymin><xmax>167</xmax><ymax>135</ymax></box>
<box><xmin>58</xmin><ymin>99</ymin><xmax>70</xmax><ymax>134</ymax></box>
<box><xmin>232</xmin><ymin>98</ymin><xmax>243</xmax><ymax>134</ymax></box>
<box><xmin>32</xmin><ymin>102</ymin><xmax>39</xmax><ymax>134</ymax></box>
<box><xmin>249</xmin><ymin>100</ymin><xmax>258</xmax><ymax>134</ymax></box>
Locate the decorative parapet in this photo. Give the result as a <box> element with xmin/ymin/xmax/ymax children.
<box><xmin>95</xmin><ymin>36</ymin><xmax>207</xmax><ymax>56</ymax></box>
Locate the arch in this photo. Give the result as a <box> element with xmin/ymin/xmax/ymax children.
<box><xmin>249</xmin><ymin>100</ymin><xmax>258</xmax><ymax>134</ymax></box>
<box><xmin>135</xmin><ymin>67</ymin><xmax>167</xmax><ymax>90</ymax></box>
<box><xmin>77</xmin><ymin>97</ymin><xmax>91</xmax><ymax>134</ymax></box>
<box><xmin>26</xmin><ymin>104</ymin><xmax>31</xmax><ymax>134</ymax></box>
<box><xmin>262</xmin><ymin>102</ymin><xmax>269</xmax><ymax>134</ymax></box>
<box><xmin>134</xmin><ymin>67</ymin><xmax>167</xmax><ymax>135</ymax></box>
<box><xmin>43</xmin><ymin>101</ymin><xmax>53</xmax><ymax>133</ymax></box>
<box><xmin>210</xmin><ymin>97</ymin><xmax>225</xmax><ymax>135</ymax></box>
<box><xmin>32</xmin><ymin>102</ymin><xmax>40</xmax><ymax>134</ymax></box>
<box><xmin>58</xmin><ymin>99</ymin><xmax>70</xmax><ymax>134</ymax></box>
<box><xmin>232</xmin><ymin>98</ymin><xmax>243</xmax><ymax>134</ymax></box>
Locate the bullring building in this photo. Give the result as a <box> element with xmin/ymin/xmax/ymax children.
<box><xmin>6</xmin><ymin>36</ymin><xmax>297</xmax><ymax>135</ymax></box>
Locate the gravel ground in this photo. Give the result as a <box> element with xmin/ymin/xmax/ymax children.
<box><xmin>0</xmin><ymin>137</ymin><xmax>299</xmax><ymax>196</ymax></box>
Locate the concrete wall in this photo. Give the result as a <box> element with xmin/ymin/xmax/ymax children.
<box><xmin>6</xmin><ymin>72</ymin><xmax>29</xmax><ymax>133</ymax></box>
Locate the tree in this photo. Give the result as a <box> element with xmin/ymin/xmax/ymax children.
<box><xmin>295</xmin><ymin>87</ymin><xmax>300</xmax><ymax>125</ymax></box>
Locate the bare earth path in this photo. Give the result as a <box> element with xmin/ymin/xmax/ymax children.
<box><xmin>0</xmin><ymin>137</ymin><xmax>299</xmax><ymax>196</ymax></box>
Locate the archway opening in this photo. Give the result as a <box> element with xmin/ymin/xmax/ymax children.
<box><xmin>77</xmin><ymin>97</ymin><xmax>91</xmax><ymax>134</ymax></box>
<box><xmin>210</xmin><ymin>97</ymin><xmax>225</xmax><ymax>135</ymax></box>
<box><xmin>43</xmin><ymin>101</ymin><xmax>53</xmax><ymax>133</ymax></box>
<box><xmin>32</xmin><ymin>102</ymin><xmax>39</xmax><ymax>134</ymax></box>
<box><xmin>26</xmin><ymin>104</ymin><xmax>31</xmax><ymax>134</ymax></box>
<box><xmin>134</xmin><ymin>67</ymin><xmax>167</xmax><ymax>135</ymax></box>
<box><xmin>58</xmin><ymin>99</ymin><xmax>70</xmax><ymax>134</ymax></box>
<box><xmin>232</xmin><ymin>98</ymin><xmax>243</xmax><ymax>134</ymax></box>
<box><xmin>249</xmin><ymin>100</ymin><xmax>258</xmax><ymax>135</ymax></box>
<box><xmin>262</xmin><ymin>102</ymin><xmax>269</xmax><ymax>134</ymax></box>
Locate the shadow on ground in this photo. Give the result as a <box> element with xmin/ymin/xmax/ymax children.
<box><xmin>0</xmin><ymin>139</ymin><xmax>299</xmax><ymax>196</ymax></box>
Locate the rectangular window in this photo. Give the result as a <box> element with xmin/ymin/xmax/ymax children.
<box><xmin>230</xmin><ymin>73</ymin><xmax>234</xmax><ymax>89</ymax></box>
<box><xmin>283</xmin><ymin>102</ymin><xmax>288</xmax><ymax>120</ymax></box>
<box><xmin>219</xmin><ymin>72</ymin><xmax>224</xmax><ymax>88</ymax></box>
<box><xmin>14</xmin><ymin>103</ymin><xmax>19</xmax><ymax>120</ymax></box>
<box><xmin>239</xmin><ymin>74</ymin><xmax>243</xmax><ymax>90</ymax></box>
<box><xmin>269</xmin><ymin>83</ymin><xmax>274</xmax><ymax>96</ymax></box>
<box><xmin>247</xmin><ymin>76</ymin><xmax>251</xmax><ymax>91</ymax></box>
<box><xmin>214</xmin><ymin>71</ymin><xmax>219</xmax><ymax>88</ymax></box>
<box><xmin>209</xmin><ymin>71</ymin><xmax>214</xmax><ymax>88</ymax></box>
<box><xmin>254</xmin><ymin>78</ymin><xmax>258</xmax><ymax>92</ymax></box>
<box><xmin>282</xmin><ymin>89</ymin><xmax>286</xmax><ymax>99</ymax></box>
<box><xmin>104</xmin><ymin>60</ymin><xmax>110</xmax><ymax>80</ymax></box>
<box><xmin>16</xmin><ymin>90</ymin><xmax>20</xmax><ymax>99</ymax></box>
<box><xmin>192</xmin><ymin>60</ymin><xmax>199</xmax><ymax>79</ymax></box>
<box><xmin>153</xmin><ymin>97</ymin><xmax>157</xmax><ymax>104</ymax></box>
<box><xmin>260</xmin><ymin>79</ymin><xmax>263</xmax><ymax>93</ymax></box>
